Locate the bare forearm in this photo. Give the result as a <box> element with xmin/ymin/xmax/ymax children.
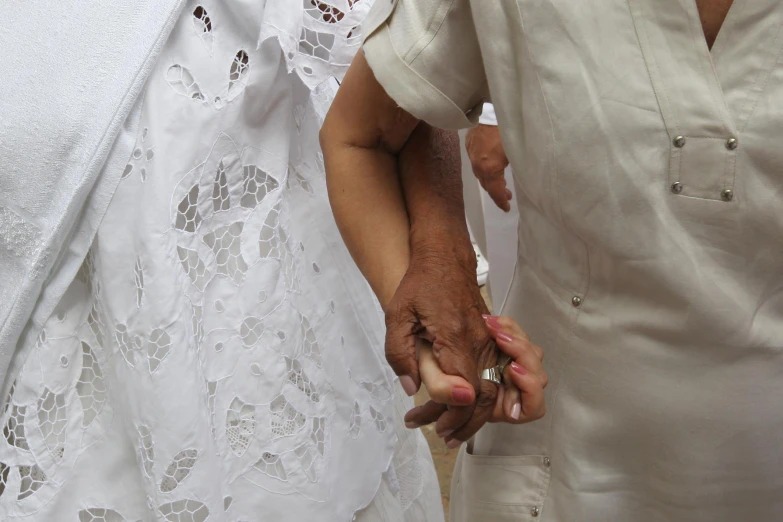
<box><xmin>321</xmin><ymin>52</ymin><xmax>420</xmax><ymax>309</ymax></box>
<box><xmin>323</xmin><ymin>143</ymin><xmax>411</xmax><ymax>308</ymax></box>
<box><xmin>399</xmin><ymin>126</ymin><xmax>476</xmax><ymax>274</ymax></box>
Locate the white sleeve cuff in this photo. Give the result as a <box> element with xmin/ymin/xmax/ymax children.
<box><xmin>478</xmin><ymin>103</ymin><xmax>497</xmax><ymax>126</ymax></box>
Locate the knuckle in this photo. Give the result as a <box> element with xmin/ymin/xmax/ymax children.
<box><xmin>443</xmin><ymin>315</ymin><xmax>466</xmax><ymax>336</ymax></box>
<box><xmin>384</xmin><ymin>348</ymin><xmax>410</xmax><ymax>371</ymax></box>
<box><xmin>540</xmin><ymin>371</ymin><xmax>549</xmax><ymax>388</ymax></box>
<box><xmin>477</xmin><ymin>387</ymin><xmax>498</xmax><ymax>410</ymax></box>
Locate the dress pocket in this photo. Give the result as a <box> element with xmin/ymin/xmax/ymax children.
<box><xmin>451</xmin><ymin>445</ymin><xmax>551</xmax><ymax>522</ymax></box>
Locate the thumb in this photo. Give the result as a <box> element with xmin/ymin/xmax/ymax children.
<box><xmin>484</xmin><ymin>172</ymin><xmax>511</xmax><ymax>212</ymax></box>
<box><xmin>384</xmin><ymin>306</ymin><xmax>421</xmax><ymax>396</ymax></box>
<box><xmin>418</xmin><ymin>339</ymin><xmax>475</xmax><ymax>406</ymax></box>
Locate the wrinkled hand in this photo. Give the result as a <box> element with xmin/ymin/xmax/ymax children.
<box><xmin>406</xmin><ymin>316</ymin><xmax>547</xmax><ymax>445</ymax></box>
<box><xmin>465</xmin><ymin>124</ymin><xmax>511</xmax><ymax>212</ymax></box>
<box><xmin>384</xmin><ymin>246</ymin><xmax>499</xmax><ymax>445</ymax></box>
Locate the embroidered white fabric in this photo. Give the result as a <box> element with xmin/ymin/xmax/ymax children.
<box><xmin>0</xmin><ymin>2</ymin><xmax>443</xmax><ymax>521</ymax></box>
<box><xmin>261</xmin><ymin>0</ymin><xmax>371</xmax><ymax>89</ymax></box>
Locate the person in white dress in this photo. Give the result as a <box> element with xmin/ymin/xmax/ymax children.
<box><xmin>0</xmin><ymin>1</ymin><xmax>444</xmax><ymax>521</ymax></box>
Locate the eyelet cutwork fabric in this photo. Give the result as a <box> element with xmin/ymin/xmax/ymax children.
<box><xmin>0</xmin><ymin>1</ymin><xmax>442</xmax><ymax>521</ymax></box>
<box><xmin>261</xmin><ymin>0</ymin><xmax>374</xmax><ymax>89</ymax></box>
<box><xmin>158</xmin><ymin>499</ymin><xmax>209</xmax><ymax>522</ymax></box>
<box><xmin>122</xmin><ymin>127</ymin><xmax>155</xmax><ymax>182</ymax></box>
<box><xmin>78</xmin><ymin>508</ymin><xmax>126</xmax><ymax>522</ymax></box>
<box><xmin>76</xmin><ymin>342</ymin><xmax>106</xmax><ymax>427</ymax></box>
<box><xmin>192</xmin><ymin>6</ymin><xmax>213</xmax><ymax>53</ymax></box>
<box><xmin>160</xmin><ymin>449</ymin><xmax>199</xmax><ymax>493</ymax></box>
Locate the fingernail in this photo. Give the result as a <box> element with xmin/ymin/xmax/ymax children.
<box><xmin>485</xmin><ymin>316</ymin><xmax>502</xmax><ymax>329</ymax></box>
<box><xmin>481</xmin><ymin>314</ymin><xmax>491</xmax><ymax>320</ymax></box>
<box><xmin>497</xmin><ymin>332</ymin><xmax>514</xmax><ymax>343</ymax></box>
<box><xmin>511</xmin><ymin>362</ymin><xmax>526</xmax><ymax>375</ymax></box>
<box><xmin>446</xmin><ymin>438</ymin><xmax>462</xmax><ymax>449</ymax></box>
<box><xmin>452</xmin><ymin>387</ymin><xmax>473</xmax><ymax>404</ymax></box>
<box><xmin>400</xmin><ymin>375</ymin><xmax>418</xmax><ymax>397</ymax></box>
<box><xmin>405</xmin><ymin>421</ymin><xmax>420</xmax><ymax>429</ymax></box>
<box><xmin>437</xmin><ymin>429</ymin><xmax>455</xmax><ymax>438</ymax></box>
<box><xmin>510</xmin><ymin>402</ymin><xmax>521</xmax><ymax>421</ymax></box>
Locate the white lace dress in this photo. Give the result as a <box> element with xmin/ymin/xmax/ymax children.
<box><xmin>0</xmin><ymin>1</ymin><xmax>443</xmax><ymax>521</ymax></box>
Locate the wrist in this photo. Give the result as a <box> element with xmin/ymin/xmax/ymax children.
<box><xmin>409</xmin><ymin>222</ymin><xmax>477</xmax><ymax>274</ymax></box>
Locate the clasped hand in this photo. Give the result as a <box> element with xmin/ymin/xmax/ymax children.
<box><xmin>384</xmin><ymin>250</ymin><xmax>547</xmax><ymax>448</ymax></box>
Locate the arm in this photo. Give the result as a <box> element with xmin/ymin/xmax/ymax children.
<box><xmin>320</xmin><ymin>52</ymin><xmax>416</xmax><ymax>310</ymax></box>
<box><xmin>322</xmin><ymin>53</ymin><xmax>501</xmax><ymax>443</ymax></box>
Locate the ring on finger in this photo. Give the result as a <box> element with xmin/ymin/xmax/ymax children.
<box><xmin>479</xmin><ymin>354</ymin><xmax>512</xmax><ymax>385</ymax></box>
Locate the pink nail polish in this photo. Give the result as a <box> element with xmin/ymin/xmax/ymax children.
<box><xmin>446</xmin><ymin>438</ymin><xmax>462</xmax><ymax>449</ymax></box>
<box><xmin>497</xmin><ymin>332</ymin><xmax>514</xmax><ymax>343</ymax></box>
<box><xmin>481</xmin><ymin>314</ymin><xmax>491</xmax><ymax>320</ymax></box>
<box><xmin>511</xmin><ymin>362</ymin><xmax>526</xmax><ymax>375</ymax></box>
<box><xmin>485</xmin><ymin>316</ymin><xmax>502</xmax><ymax>329</ymax></box>
<box><xmin>400</xmin><ymin>375</ymin><xmax>418</xmax><ymax>397</ymax></box>
<box><xmin>452</xmin><ymin>387</ymin><xmax>473</xmax><ymax>404</ymax></box>
<box><xmin>510</xmin><ymin>402</ymin><xmax>521</xmax><ymax>421</ymax></box>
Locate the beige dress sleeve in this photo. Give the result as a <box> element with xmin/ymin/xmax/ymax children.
<box><xmin>362</xmin><ymin>0</ymin><xmax>489</xmax><ymax>129</ymax></box>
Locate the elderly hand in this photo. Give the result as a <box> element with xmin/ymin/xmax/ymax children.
<box><xmin>465</xmin><ymin>124</ymin><xmax>511</xmax><ymax>212</ymax></box>
<box><xmin>384</xmin><ymin>237</ymin><xmax>500</xmax><ymax>444</ymax></box>
<box><xmin>406</xmin><ymin>315</ymin><xmax>547</xmax><ymax>447</ymax></box>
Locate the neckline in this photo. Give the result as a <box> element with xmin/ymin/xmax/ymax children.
<box><xmin>697</xmin><ymin>0</ymin><xmax>739</xmax><ymax>54</ymax></box>
<box><xmin>697</xmin><ymin>0</ymin><xmax>741</xmax><ymax>59</ymax></box>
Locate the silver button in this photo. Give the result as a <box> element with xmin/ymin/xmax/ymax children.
<box><xmin>670</xmin><ymin>182</ymin><xmax>683</xmax><ymax>194</ymax></box>
<box><xmin>721</xmin><ymin>189</ymin><xmax>734</xmax><ymax>202</ymax></box>
<box><xmin>543</xmin><ymin>456</ymin><xmax>551</xmax><ymax>467</ymax></box>
<box><xmin>673</xmin><ymin>135</ymin><xmax>686</xmax><ymax>148</ymax></box>
<box><xmin>571</xmin><ymin>296</ymin><xmax>582</xmax><ymax>308</ymax></box>
<box><xmin>725</xmin><ymin>138</ymin><xmax>738</xmax><ymax>150</ymax></box>
<box><xmin>531</xmin><ymin>507</ymin><xmax>540</xmax><ymax>517</ymax></box>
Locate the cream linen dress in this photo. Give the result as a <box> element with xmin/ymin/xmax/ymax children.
<box><xmin>363</xmin><ymin>0</ymin><xmax>783</xmax><ymax>521</ymax></box>
<box><xmin>0</xmin><ymin>1</ymin><xmax>444</xmax><ymax>521</ymax></box>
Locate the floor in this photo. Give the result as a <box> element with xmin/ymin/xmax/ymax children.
<box><xmin>413</xmin><ymin>286</ymin><xmax>492</xmax><ymax>519</ymax></box>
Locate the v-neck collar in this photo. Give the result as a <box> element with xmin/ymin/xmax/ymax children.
<box><xmin>628</xmin><ymin>0</ymin><xmax>783</xmax><ymax>201</ymax></box>
<box><xmin>629</xmin><ymin>0</ymin><xmax>734</xmax><ymax>138</ymax></box>
<box><xmin>706</xmin><ymin>0</ymin><xmax>742</xmax><ymax>58</ymax></box>
<box><xmin>709</xmin><ymin>0</ymin><xmax>783</xmax><ymax>133</ymax></box>
<box><xmin>629</xmin><ymin>0</ymin><xmax>783</xmax><ymax>139</ymax></box>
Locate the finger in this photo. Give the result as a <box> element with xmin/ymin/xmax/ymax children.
<box><xmin>430</xmin><ymin>340</ymin><xmax>485</xmax><ymax>402</ymax></box>
<box><xmin>488</xmin><ymin>383</ymin><xmax>509</xmax><ymax>423</ymax></box>
<box><xmin>491</xmin><ymin>327</ymin><xmax>546</xmax><ymax>406</ymax></box>
<box><xmin>483</xmin><ymin>172</ymin><xmax>510</xmax><ymax>212</ymax></box>
<box><xmin>418</xmin><ymin>339</ymin><xmax>475</xmax><ymax>406</ymax></box>
<box><xmin>404</xmin><ymin>400</ymin><xmax>448</xmax><ymax>428</ymax></box>
<box><xmin>445</xmin><ymin>378</ymin><xmax>498</xmax><ymax>448</ymax></box>
<box><xmin>483</xmin><ymin>315</ymin><xmax>529</xmax><ymax>342</ymax></box>
<box><xmin>434</xmin><ymin>404</ymin><xmax>476</xmax><ymax>439</ymax></box>
<box><xmin>505</xmin><ymin>188</ymin><xmax>513</xmax><ymax>201</ymax></box>
<box><xmin>506</xmin><ymin>361</ymin><xmax>546</xmax><ymax>421</ymax></box>
<box><xmin>503</xmin><ymin>383</ymin><xmax>521</xmax><ymax>422</ymax></box>
<box><xmin>492</xmin><ymin>331</ymin><xmax>545</xmax><ymax>385</ymax></box>
<box><xmin>384</xmin><ymin>306</ymin><xmax>421</xmax><ymax>396</ymax></box>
